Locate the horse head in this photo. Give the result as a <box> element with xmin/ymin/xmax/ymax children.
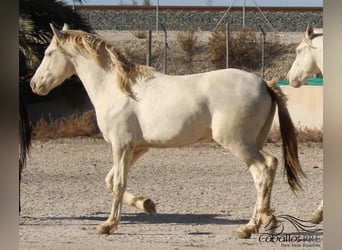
<box><xmin>30</xmin><ymin>23</ymin><xmax>75</xmax><ymax>95</ymax></box>
<box><xmin>287</xmin><ymin>23</ymin><xmax>323</xmax><ymax>88</ymax></box>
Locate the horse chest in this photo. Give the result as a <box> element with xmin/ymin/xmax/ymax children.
<box><xmin>94</xmin><ymin>104</ymin><xmax>135</xmax><ymax>143</ymax></box>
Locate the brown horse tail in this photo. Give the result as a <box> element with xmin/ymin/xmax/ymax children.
<box><xmin>265</xmin><ymin>78</ymin><xmax>306</xmax><ymax>193</ymax></box>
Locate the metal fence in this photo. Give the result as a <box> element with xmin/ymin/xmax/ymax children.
<box><xmin>96</xmin><ymin>24</ymin><xmax>295</xmax><ymax>79</ymax></box>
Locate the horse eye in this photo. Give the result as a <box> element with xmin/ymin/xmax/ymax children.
<box><xmin>45</xmin><ymin>51</ymin><xmax>53</xmax><ymax>57</ymax></box>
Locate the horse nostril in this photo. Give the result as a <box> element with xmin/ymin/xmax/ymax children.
<box><xmin>30</xmin><ymin>80</ymin><xmax>35</xmax><ymax>89</ymax></box>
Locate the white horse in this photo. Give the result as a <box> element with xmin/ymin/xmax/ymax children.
<box><xmin>287</xmin><ymin>24</ymin><xmax>323</xmax><ymax>87</ymax></box>
<box><xmin>287</xmin><ymin>24</ymin><xmax>323</xmax><ymax>224</ymax></box>
<box><xmin>30</xmin><ymin>24</ymin><xmax>305</xmax><ymax>239</ymax></box>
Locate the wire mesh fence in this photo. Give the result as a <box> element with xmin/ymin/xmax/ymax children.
<box><xmin>95</xmin><ymin>24</ymin><xmax>300</xmax><ymax>79</ymax></box>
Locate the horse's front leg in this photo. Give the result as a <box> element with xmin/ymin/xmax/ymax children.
<box><xmin>96</xmin><ymin>144</ymin><xmax>133</xmax><ymax>234</ymax></box>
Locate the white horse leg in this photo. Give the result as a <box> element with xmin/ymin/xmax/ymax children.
<box><xmin>235</xmin><ymin>149</ymin><xmax>278</xmax><ymax>239</ymax></box>
<box><xmin>96</xmin><ymin>145</ymin><xmax>133</xmax><ymax>234</ymax></box>
<box><xmin>308</xmin><ymin>200</ymin><xmax>323</xmax><ymax>224</ymax></box>
<box><xmin>104</xmin><ymin>147</ymin><xmax>156</xmax><ymax>214</ymax></box>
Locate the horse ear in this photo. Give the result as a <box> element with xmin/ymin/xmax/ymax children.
<box><xmin>305</xmin><ymin>23</ymin><xmax>314</xmax><ymax>40</ymax></box>
<box><xmin>49</xmin><ymin>23</ymin><xmax>63</xmax><ymax>41</ymax></box>
<box><xmin>62</xmin><ymin>23</ymin><xmax>70</xmax><ymax>31</ymax></box>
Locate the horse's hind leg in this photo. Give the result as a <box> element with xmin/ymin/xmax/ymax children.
<box><xmin>105</xmin><ymin>147</ymin><xmax>156</xmax><ymax>214</ymax></box>
<box><xmin>229</xmin><ymin>145</ymin><xmax>278</xmax><ymax>239</ymax></box>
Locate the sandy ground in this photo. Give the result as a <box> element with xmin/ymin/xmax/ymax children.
<box><xmin>19</xmin><ymin>138</ymin><xmax>323</xmax><ymax>249</ymax></box>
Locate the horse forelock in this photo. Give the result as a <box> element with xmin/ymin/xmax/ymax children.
<box><xmin>57</xmin><ymin>30</ymin><xmax>154</xmax><ymax>99</ymax></box>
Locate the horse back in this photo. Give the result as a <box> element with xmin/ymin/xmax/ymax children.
<box><xmin>133</xmin><ymin>69</ymin><xmax>272</xmax><ymax>147</ymax></box>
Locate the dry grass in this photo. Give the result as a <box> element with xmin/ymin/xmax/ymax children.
<box><xmin>32</xmin><ymin>110</ymin><xmax>323</xmax><ymax>143</ymax></box>
<box><xmin>268</xmin><ymin>125</ymin><xmax>323</xmax><ymax>145</ymax></box>
<box><xmin>176</xmin><ymin>27</ymin><xmax>199</xmax><ymax>73</ymax></box>
<box><xmin>131</xmin><ymin>28</ymin><xmax>148</xmax><ymax>39</ymax></box>
<box><xmin>208</xmin><ymin>28</ymin><xmax>226</xmax><ymax>69</ymax></box>
<box><xmin>32</xmin><ymin>110</ymin><xmax>100</xmax><ymax>140</ymax></box>
<box><xmin>209</xmin><ymin>26</ymin><xmax>262</xmax><ymax>70</ymax></box>
<box><xmin>229</xmin><ymin>27</ymin><xmax>261</xmax><ymax>69</ymax></box>
<box><xmin>208</xmin><ymin>26</ymin><xmax>284</xmax><ymax>73</ymax></box>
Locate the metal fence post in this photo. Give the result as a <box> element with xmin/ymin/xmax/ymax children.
<box><xmin>258</xmin><ymin>25</ymin><xmax>265</xmax><ymax>79</ymax></box>
<box><xmin>155</xmin><ymin>24</ymin><xmax>178</xmax><ymax>75</ymax></box>
<box><xmin>226</xmin><ymin>23</ymin><xmax>229</xmax><ymax>69</ymax></box>
<box><xmin>162</xmin><ymin>25</ymin><xmax>167</xmax><ymax>74</ymax></box>
<box><xmin>146</xmin><ymin>30</ymin><xmax>152</xmax><ymax>66</ymax></box>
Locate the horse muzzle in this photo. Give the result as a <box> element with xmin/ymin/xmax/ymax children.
<box><xmin>30</xmin><ymin>80</ymin><xmax>50</xmax><ymax>95</ymax></box>
<box><xmin>289</xmin><ymin>79</ymin><xmax>304</xmax><ymax>88</ymax></box>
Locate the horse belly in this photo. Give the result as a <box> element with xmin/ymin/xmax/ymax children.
<box><xmin>140</xmin><ymin>105</ymin><xmax>212</xmax><ymax>147</ymax></box>
<box><xmin>144</xmin><ymin>125</ymin><xmax>212</xmax><ymax>147</ymax></box>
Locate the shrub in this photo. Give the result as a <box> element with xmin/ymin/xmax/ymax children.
<box><xmin>208</xmin><ymin>26</ymin><xmax>263</xmax><ymax>70</ymax></box>
<box><xmin>229</xmin><ymin>27</ymin><xmax>261</xmax><ymax>69</ymax></box>
<box><xmin>177</xmin><ymin>27</ymin><xmax>199</xmax><ymax>73</ymax></box>
<box><xmin>131</xmin><ymin>30</ymin><xmax>147</xmax><ymax>39</ymax></box>
<box><xmin>268</xmin><ymin>126</ymin><xmax>323</xmax><ymax>144</ymax></box>
<box><xmin>208</xmin><ymin>28</ymin><xmax>226</xmax><ymax>69</ymax></box>
<box><xmin>32</xmin><ymin>110</ymin><xmax>100</xmax><ymax>139</ymax></box>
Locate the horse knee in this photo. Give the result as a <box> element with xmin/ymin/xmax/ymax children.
<box><xmin>261</xmin><ymin>151</ymin><xmax>278</xmax><ymax>171</ymax></box>
<box><xmin>113</xmin><ymin>183</ymin><xmax>126</xmax><ymax>197</ymax></box>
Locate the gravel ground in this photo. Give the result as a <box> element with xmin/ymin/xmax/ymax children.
<box><xmin>19</xmin><ymin>138</ymin><xmax>323</xmax><ymax>249</ymax></box>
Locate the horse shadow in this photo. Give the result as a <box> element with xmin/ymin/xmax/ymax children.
<box><xmin>122</xmin><ymin>213</ymin><xmax>247</xmax><ymax>225</ymax></box>
<box><xmin>21</xmin><ymin>212</ymin><xmax>248</xmax><ymax>226</ymax></box>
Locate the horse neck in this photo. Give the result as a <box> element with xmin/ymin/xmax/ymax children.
<box><xmin>312</xmin><ymin>37</ymin><xmax>323</xmax><ymax>74</ymax></box>
<box><xmin>71</xmin><ymin>54</ymin><xmax>125</xmax><ymax>108</ymax></box>
<box><xmin>316</xmin><ymin>54</ymin><xmax>323</xmax><ymax>75</ymax></box>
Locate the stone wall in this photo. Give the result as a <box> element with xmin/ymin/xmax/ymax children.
<box><xmin>76</xmin><ymin>8</ymin><xmax>323</xmax><ymax>31</ymax></box>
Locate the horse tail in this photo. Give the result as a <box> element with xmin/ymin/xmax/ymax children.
<box><xmin>265</xmin><ymin>78</ymin><xmax>306</xmax><ymax>193</ymax></box>
<box><xmin>19</xmin><ymin>94</ymin><xmax>32</xmax><ymax>173</ymax></box>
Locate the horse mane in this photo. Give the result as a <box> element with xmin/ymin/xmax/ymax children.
<box><xmin>55</xmin><ymin>30</ymin><xmax>154</xmax><ymax>100</ymax></box>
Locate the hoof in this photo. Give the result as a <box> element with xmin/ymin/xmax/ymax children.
<box><xmin>235</xmin><ymin>225</ymin><xmax>258</xmax><ymax>239</ymax></box>
<box><xmin>235</xmin><ymin>229</ymin><xmax>252</xmax><ymax>239</ymax></box>
<box><xmin>96</xmin><ymin>222</ymin><xmax>116</xmax><ymax>234</ymax></box>
<box><xmin>143</xmin><ymin>199</ymin><xmax>156</xmax><ymax>214</ymax></box>
<box><xmin>308</xmin><ymin>212</ymin><xmax>323</xmax><ymax>224</ymax></box>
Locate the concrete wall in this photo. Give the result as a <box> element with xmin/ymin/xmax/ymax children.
<box><xmin>273</xmin><ymin>86</ymin><xmax>323</xmax><ymax>130</ymax></box>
